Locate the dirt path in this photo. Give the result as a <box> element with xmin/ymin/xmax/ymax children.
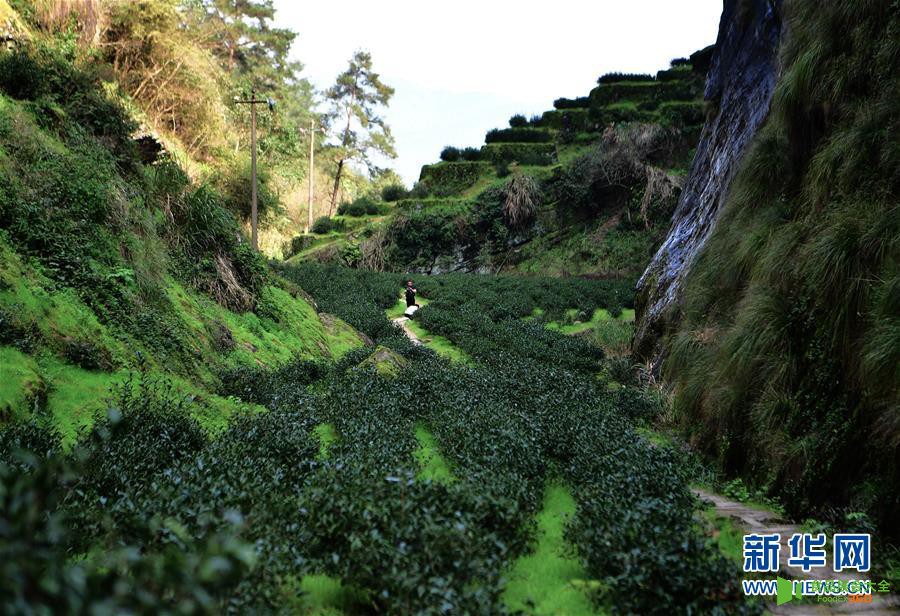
<box><xmin>392</xmin><ymin>316</ymin><xmax>422</xmax><ymax>346</ymax></box>
<box><xmin>694</xmin><ymin>488</ymin><xmax>899</xmax><ymax>614</ymax></box>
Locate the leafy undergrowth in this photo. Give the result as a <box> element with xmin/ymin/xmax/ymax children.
<box><xmin>703</xmin><ymin>508</ymin><xmax>743</xmax><ymax>565</ymax></box>
<box><xmin>503</xmin><ymin>482</ymin><xmax>596</xmax><ymax>615</ymax></box>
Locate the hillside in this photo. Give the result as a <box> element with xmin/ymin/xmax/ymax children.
<box><xmin>292</xmin><ymin>49</ymin><xmax>712</xmax><ymax>279</ymax></box>
<box><xmin>0</xmin><ymin>41</ymin><xmax>364</xmax><ymax>444</ymax></box>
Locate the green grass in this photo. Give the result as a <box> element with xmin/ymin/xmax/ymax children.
<box><xmin>404</xmin><ymin>320</ymin><xmax>472</xmax><ymax>364</ymax></box>
<box><xmin>545</xmin><ymin>308</ymin><xmax>632</xmax><ymax>335</ymax></box>
<box><xmin>503</xmin><ymin>482</ymin><xmax>598</xmax><ymax>615</ymax></box>
<box><xmin>313</xmin><ymin>422</ymin><xmax>338</xmax><ymax>460</ymax></box>
<box><xmin>702</xmin><ymin>507</ymin><xmax>743</xmax><ymax>564</ymax></box>
<box><xmin>295</xmin><ymin>574</ymin><xmax>369</xmax><ymax>615</ymax></box>
<box><xmin>413</xmin><ymin>423</ymin><xmax>455</xmax><ymax>483</ymax></box>
<box><xmin>39</xmin><ymin>357</ymin><xmax>126</xmax><ymax>446</ymax></box>
<box><xmin>540</xmin><ymin>307</ymin><xmax>635</xmax><ymax>356</ymax></box>
<box><xmin>0</xmin><ymin>346</ymin><xmax>43</xmax><ymax>421</ymax></box>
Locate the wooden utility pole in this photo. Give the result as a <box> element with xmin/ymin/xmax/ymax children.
<box><xmin>299</xmin><ymin>119</ymin><xmax>326</xmax><ymax>234</ymax></box>
<box><xmin>235</xmin><ymin>90</ymin><xmax>274</xmax><ymax>251</ymax></box>
<box><xmin>307</xmin><ymin>118</ymin><xmax>314</xmax><ymax>233</ymax></box>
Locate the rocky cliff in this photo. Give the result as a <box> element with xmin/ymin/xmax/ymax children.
<box><xmin>633</xmin><ymin>0</ymin><xmax>783</xmax><ymax>361</ymax></box>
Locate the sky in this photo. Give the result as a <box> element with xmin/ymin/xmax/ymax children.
<box><xmin>273</xmin><ymin>0</ymin><xmax>723</xmax><ymax>186</ymax></box>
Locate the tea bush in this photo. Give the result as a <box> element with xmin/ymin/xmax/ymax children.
<box><xmin>597</xmin><ymin>72</ymin><xmax>654</xmax><ymax>84</ymax></box>
<box><xmin>484</xmin><ymin>127</ymin><xmax>554</xmax><ymax>143</ymax></box>
<box><xmin>338</xmin><ymin>195</ymin><xmax>384</xmax><ymax>216</ymax></box>
<box><xmin>417</xmin><ymin>161</ymin><xmax>488</xmax><ymax>196</ymax></box>
<box><xmin>439</xmin><ymin>145</ymin><xmax>461</xmax><ymax>161</ymax></box>
<box><xmin>381</xmin><ymin>183</ymin><xmax>409</xmax><ymax>201</ymax></box>
<box><xmin>508</xmin><ymin>113</ymin><xmax>528</xmax><ymax>127</ymax></box>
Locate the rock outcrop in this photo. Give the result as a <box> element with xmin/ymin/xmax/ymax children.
<box><xmin>633</xmin><ymin>0</ymin><xmax>783</xmax><ymax>361</ymax></box>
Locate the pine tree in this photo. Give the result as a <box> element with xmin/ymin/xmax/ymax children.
<box><xmin>325</xmin><ymin>51</ymin><xmax>396</xmax><ymax>215</ymax></box>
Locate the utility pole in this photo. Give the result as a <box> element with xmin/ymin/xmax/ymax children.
<box><xmin>235</xmin><ymin>90</ymin><xmax>275</xmax><ymax>251</ymax></box>
<box><xmin>299</xmin><ymin>119</ymin><xmax>326</xmax><ymax>234</ymax></box>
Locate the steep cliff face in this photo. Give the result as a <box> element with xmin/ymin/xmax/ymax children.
<box><xmin>634</xmin><ymin>0</ymin><xmax>783</xmax><ymax>360</ymax></box>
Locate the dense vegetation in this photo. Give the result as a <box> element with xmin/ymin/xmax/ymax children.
<box><xmin>2</xmin><ymin>0</ymin><xmax>897</xmax><ymax>613</ymax></box>
<box><xmin>0</xmin><ymin>0</ymin><xmax>398</xmax><ymax>257</ymax></box>
<box><xmin>664</xmin><ymin>0</ymin><xmax>900</xmax><ymax>536</ymax></box>
<box><xmin>0</xmin><ymin>20</ymin><xmax>362</xmax><ymax>443</ymax></box>
<box><xmin>4</xmin><ymin>260</ymin><xmax>756</xmax><ymax>613</ymax></box>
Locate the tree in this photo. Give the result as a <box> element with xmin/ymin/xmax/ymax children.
<box><xmin>182</xmin><ymin>0</ymin><xmax>299</xmax><ymax>86</ymax></box>
<box><xmin>325</xmin><ymin>51</ymin><xmax>396</xmax><ymax>215</ymax></box>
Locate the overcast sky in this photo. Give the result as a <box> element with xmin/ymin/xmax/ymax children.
<box><xmin>273</xmin><ymin>0</ymin><xmax>723</xmax><ymax>186</ymax></box>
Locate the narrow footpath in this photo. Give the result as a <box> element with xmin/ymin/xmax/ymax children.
<box><xmin>694</xmin><ymin>489</ymin><xmax>899</xmax><ymax>615</ymax></box>
<box><xmin>391</xmin><ymin>315</ymin><xmax>422</xmax><ymax>346</ymax></box>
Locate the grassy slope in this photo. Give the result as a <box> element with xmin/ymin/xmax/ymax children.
<box><xmin>0</xmin><ymin>92</ymin><xmax>364</xmax><ymax>443</ymax></box>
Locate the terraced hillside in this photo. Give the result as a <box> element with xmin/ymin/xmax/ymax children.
<box><xmin>294</xmin><ymin>49</ymin><xmax>712</xmax><ymax>279</ymax></box>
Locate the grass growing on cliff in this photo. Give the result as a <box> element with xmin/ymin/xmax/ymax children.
<box><xmin>666</xmin><ymin>0</ymin><xmax>900</xmax><ymax>534</ymax></box>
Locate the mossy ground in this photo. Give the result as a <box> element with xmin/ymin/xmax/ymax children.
<box><xmin>313</xmin><ymin>422</ymin><xmax>338</xmax><ymax>460</ymax></box>
<box><xmin>503</xmin><ymin>482</ymin><xmax>597</xmax><ymax>615</ymax></box>
<box><xmin>413</xmin><ymin>423</ymin><xmax>455</xmax><ymax>483</ymax></box>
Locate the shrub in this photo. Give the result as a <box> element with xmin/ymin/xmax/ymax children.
<box><xmin>417</xmin><ymin>162</ymin><xmax>489</xmax><ymax>197</ymax></box>
<box><xmin>338</xmin><ymin>196</ymin><xmax>383</xmax><ymax>216</ymax></box>
<box><xmin>540</xmin><ymin>109</ymin><xmax>592</xmax><ymax>131</ymax></box>
<box><xmin>460</xmin><ymin>146</ymin><xmax>482</xmax><ymax>161</ymax></box>
<box><xmin>597</xmin><ymin>72</ymin><xmax>654</xmax><ymax>84</ymax></box>
<box><xmin>439</xmin><ymin>146</ymin><xmax>461</xmax><ymax>162</ymax></box>
<box><xmin>481</xmin><ymin>143</ymin><xmax>556</xmax><ymax>166</ymax></box>
<box><xmin>311</xmin><ymin>216</ymin><xmax>343</xmax><ymax>234</ymax></box>
<box><xmin>670</xmin><ymin>57</ymin><xmax>691</xmax><ymax>67</ymax></box>
<box><xmin>508</xmin><ymin>113</ymin><xmax>528</xmax><ymax>127</ymax></box>
<box><xmin>484</xmin><ymin>127</ymin><xmax>553</xmax><ymax>143</ymax></box>
<box><xmin>381</xmin><ymin>183</ymin><xmax>408</xmax><ymax>202</ymax></box>
<box><xmin>553</xmin><ymin>96</ymin><xmax>591</xmax><ymax>109</ymax></box>
<box><xmin>658</xmin><ymin>101</ymin><xmax>705</xmax><ymax>127</ymax></box>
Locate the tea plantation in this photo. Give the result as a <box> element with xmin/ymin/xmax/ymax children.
<box><xmin>1</xmin><ymin>258</ymin><xmax>761</xmax><ymax>613</ymax></box>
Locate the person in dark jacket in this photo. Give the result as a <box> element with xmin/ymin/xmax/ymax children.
<box><xmin>405</xmin><ymin>280</ymin><xmax>418</xmax><ymax>308</ymax></box>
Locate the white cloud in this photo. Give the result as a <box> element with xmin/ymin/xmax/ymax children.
<box><xmin>273</xmin><ymin>0</ymin><xmax>722</xmax><ymax>185</ymax></box>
